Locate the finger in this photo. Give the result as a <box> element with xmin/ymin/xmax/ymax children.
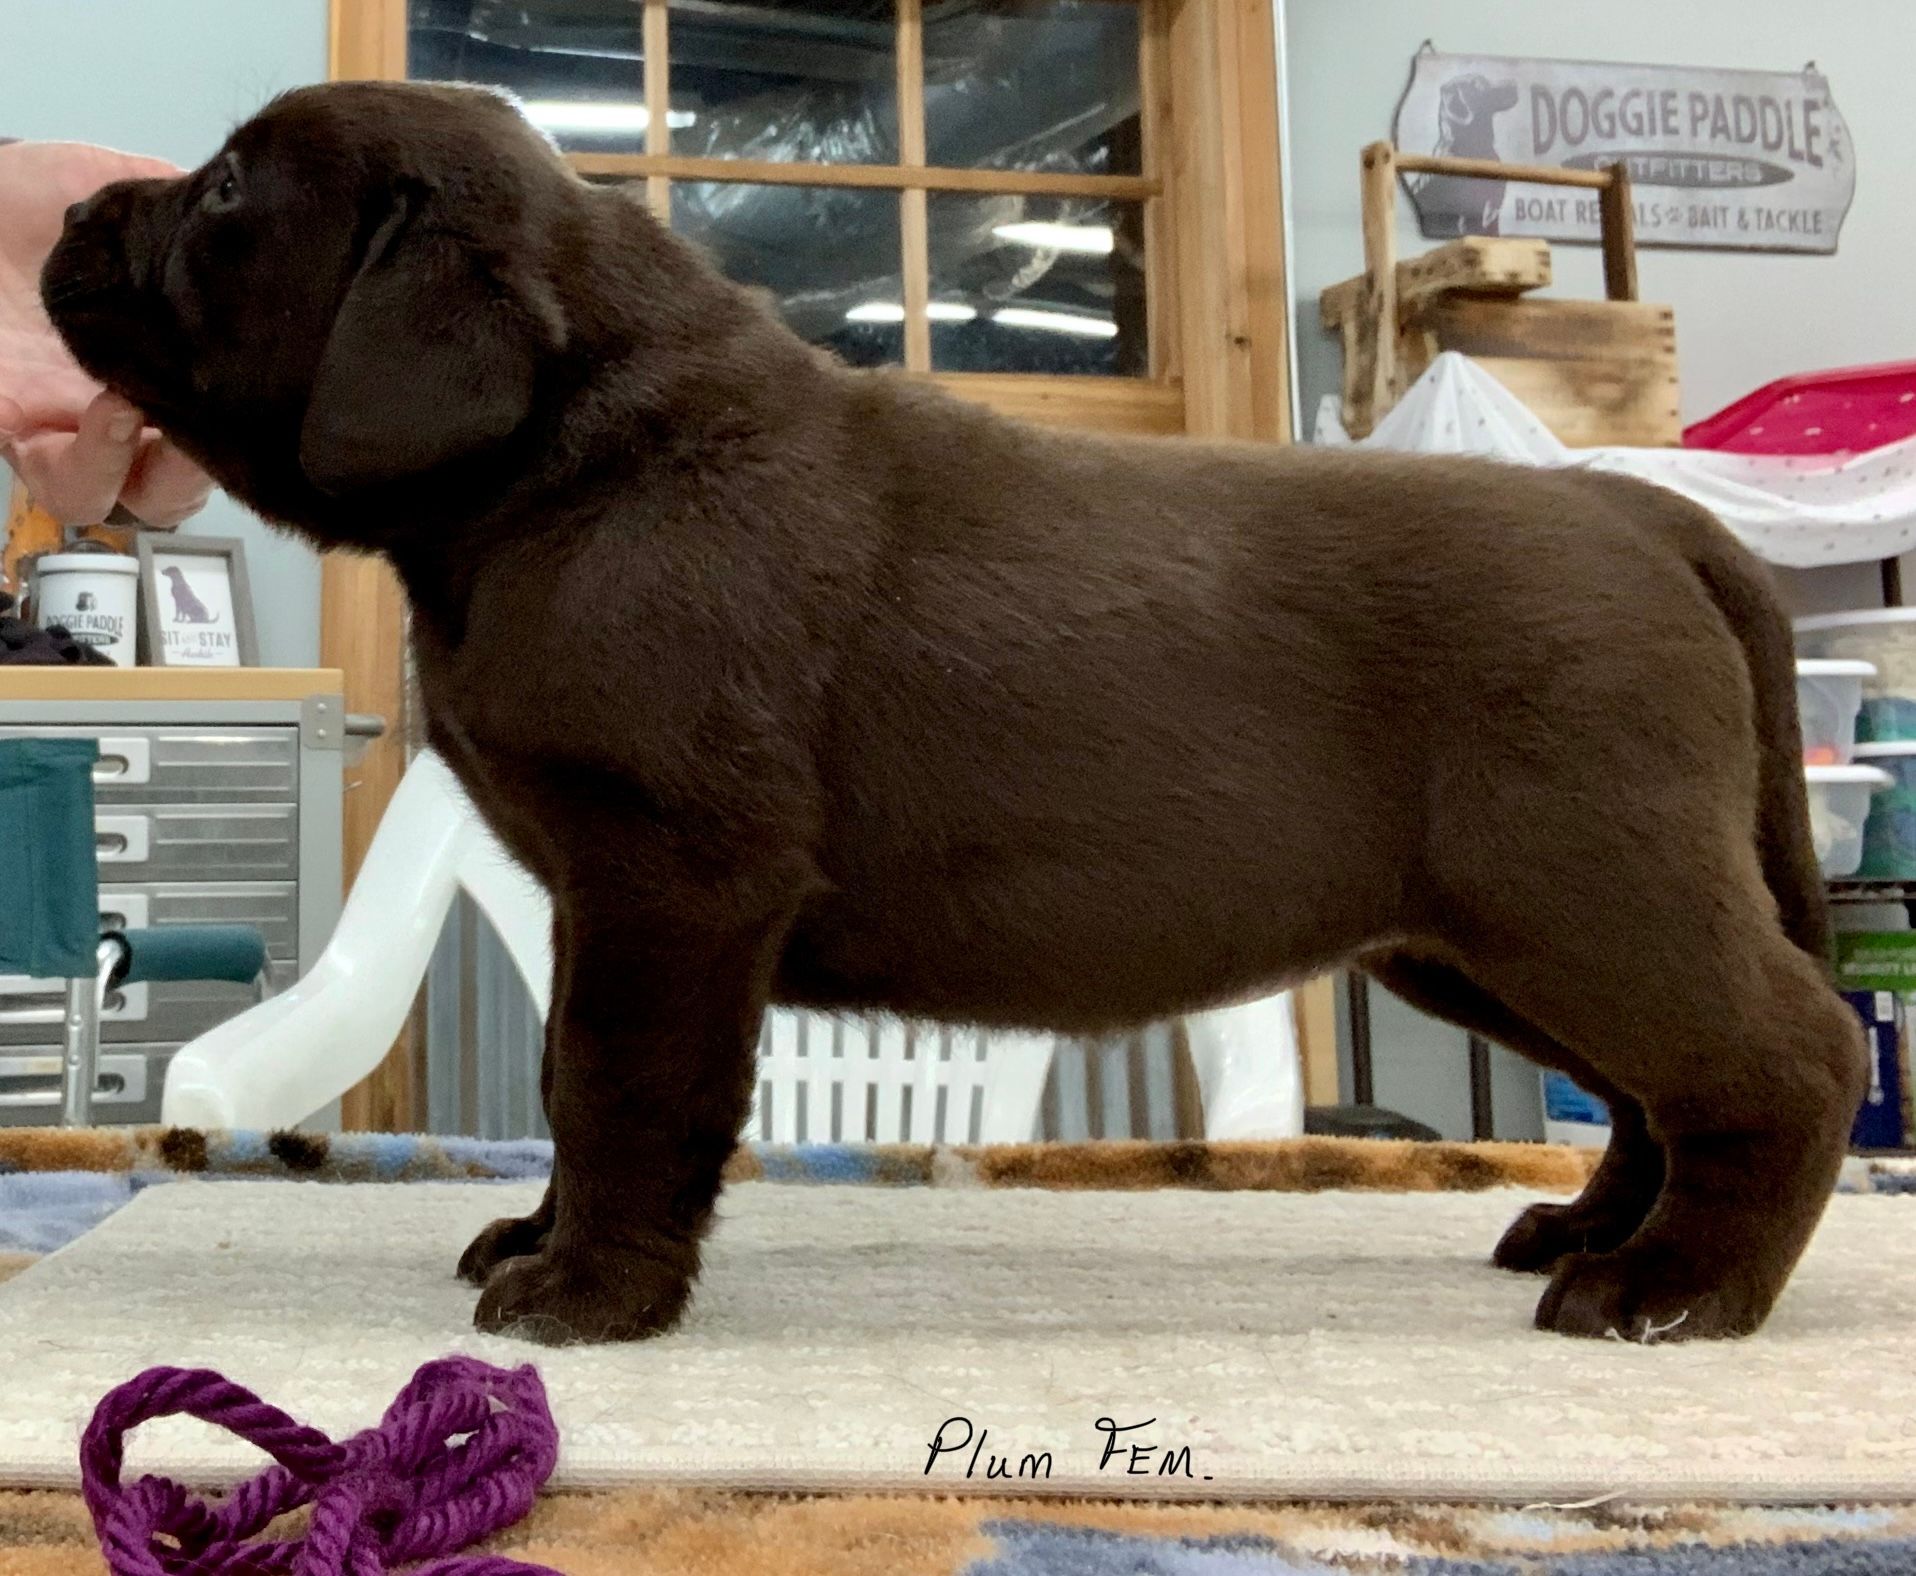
<box><xmin>120</xmin><ymin>435</ymin><xmax>213</xmax><ymax>529</ymax></box>
<box><xmin>9</xmin><ymin>391</ymin><xmax>140</xmax><ymax>523</ymax></box>
<box><xmin>0</xmin><ymin>394</ymin><xmax>22</xmax><ymax>437</ymax></box>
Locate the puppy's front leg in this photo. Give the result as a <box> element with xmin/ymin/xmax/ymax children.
<box><xmin>472</xmin><ymin>874</ymin><xmax>798</xmax><ymax>1345</ymax></box>
<box><xmin>459</xmin><ymin>992</ymin><xmax>563</xmax><ymax>1285</ymax></box>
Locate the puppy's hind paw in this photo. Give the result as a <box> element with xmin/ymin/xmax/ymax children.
<box><xmin>1534</xmin><ymin>1249</ymin><xmax>1772</xmax><ymax>1343</ymax></box>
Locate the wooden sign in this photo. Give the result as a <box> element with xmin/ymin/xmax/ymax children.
<box><xmin>1394</xmin><ymin>49</ymin><xmax>1855</xmax><ymax>253</ymax></box>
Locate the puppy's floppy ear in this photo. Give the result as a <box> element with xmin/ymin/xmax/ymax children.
<box><xmin>299</xmin><ymin>186</ymin><xmax>562</xmax><ymax>495</ymax></box>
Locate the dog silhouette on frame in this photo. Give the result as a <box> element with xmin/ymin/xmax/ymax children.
<box><xmin>161</xmin><ymin>565</ymin><xmax>216</xmax><ymax>625</ymax></box>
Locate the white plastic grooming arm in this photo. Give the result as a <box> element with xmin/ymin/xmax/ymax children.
<box><xmin>165</xmin><ymin>749</ymin><xmax>1297</xmax><ymax>1139</ymax></box>
<box><xmin>161</xmin><ymin>751</ymin><xmax>554</xmax><ymax>1130</ymax></box>
<box><xmin>1182</xmin><ymin>991</ymin><xmax>1306</xmax><ymax>1139</ymax></box>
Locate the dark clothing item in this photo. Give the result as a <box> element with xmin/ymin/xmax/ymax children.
<box><xmin>0</xmin><ymin>593</ymin><xmax>114</xmax><ymax>666</ymax></box>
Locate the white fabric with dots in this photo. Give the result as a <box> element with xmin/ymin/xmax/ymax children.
<box><xmin>1316</xmin><ymin>354</ymin><xmax>1916</xmax><ymax>569</ymax></box>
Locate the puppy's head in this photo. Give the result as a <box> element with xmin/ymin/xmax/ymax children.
<box><xmin>43</xmin><ymin>82</ymin><xmax>575</xmax><ymax>529</ymax></box>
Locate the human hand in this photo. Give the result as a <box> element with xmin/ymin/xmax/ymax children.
<box><xmin>0</xmin><ymin>141</ymin><xmax>212</xmax><ymax>527</ymax></box>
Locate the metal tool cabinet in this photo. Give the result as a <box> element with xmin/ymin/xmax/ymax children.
<box><xmin>0</xmin><ymin>670</ymin><xmax>346</xmax><ymax>1126</ymax></box>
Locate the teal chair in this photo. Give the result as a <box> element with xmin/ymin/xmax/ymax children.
<box><xmin>0</xmin><ymin>738</ymin><xmax>270</xmax><ymax>1126</ymax></box>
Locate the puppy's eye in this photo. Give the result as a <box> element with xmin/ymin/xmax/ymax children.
<box><xmin>203</xmin><ymin>163</ymin><xmax>242</xmax><ymax>214</ymax></box>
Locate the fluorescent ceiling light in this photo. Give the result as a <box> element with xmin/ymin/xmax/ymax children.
<box><xmin>845</xmin><ymin>301</ymin><xmax>978</xmax><ymax>324</ymax></box>
<box><xmin>992</xmin><ymin>221</ymin><xmax>1115</xmax><ymax>255</ymax></box>
<box><xmin>521</xmin><ymin>101</ymin><xmax>697</xmax><ymax>134</ymax></box>
<box><xmin>991</xmin><ymin>306</ymin><xmax>1119</xmax><ymax>339</ymax></box>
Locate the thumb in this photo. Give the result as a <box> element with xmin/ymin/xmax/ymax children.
<box><xmin>84</xmin><ymin>391</ymin><xmax>144</xmax><ymax>447</ymax></box>
<box><xmin>0</xmin><ymin>394</ymin><xmax>24</xmax><ymax>438</ymax></box>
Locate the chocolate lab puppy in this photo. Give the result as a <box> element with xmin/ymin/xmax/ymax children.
<box><xmin>44</xmin><ymin>82</ymin><xmax>1864</xmax><ymax>1345</ymax></box>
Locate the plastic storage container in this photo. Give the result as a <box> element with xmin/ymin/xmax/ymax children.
<box><xmin>1808</xmin><ymin>764</ymin><xmax>1893</xmax><ymax>878</ymax></box>
<box><xmin>1797</xmin><ymin>658</ymin><xmax>1876</xmax><ymax>764</ymax></box>
<box><xmin>1685</xmin><ymin>361</ymin><xmax>1916</xmax><ymax>456</ymax></box>
<box><xmin>1796</xmin><ymin>610</ymin><xmax>1916</xmax><ymax>743</ymax></box>
<box><xmin>1540</xmin><ymin>1069</ymin><xmax>1610</xmax><ymax>1148</ymax></box>
<box><xmin>1854</xmin><ymin>743</ymin><xmax>1916</xmax><ymax>879</ymax></box>
<box><xmin>1834</xmin><ymin>902</ymin><xmax>1913</xmax><ymax>933</ymax></box>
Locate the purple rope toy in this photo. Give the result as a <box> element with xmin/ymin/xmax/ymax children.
<box><xmin>80</xmin><ymin>1356</ymin><xmax>562</xmax><ymax>1576</ymax></box>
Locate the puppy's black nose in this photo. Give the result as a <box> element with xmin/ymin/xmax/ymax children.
<box><xmin>64</xmin><ymin>196</ymin><xmax>97</xmax><ymax>229</ymax></box>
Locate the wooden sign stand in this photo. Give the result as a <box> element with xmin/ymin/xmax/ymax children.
<box><xmin>1321</xmin><ymin>143</ymin><xmax>1681</xmax><ymax>448</ymax></box>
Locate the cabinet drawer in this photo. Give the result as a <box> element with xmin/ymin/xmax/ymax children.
<box><xmin>0</xmin><ymin>884</ymin><xmax>297</xmax><ymax>1046</ymax></box>
<box><xmin>95</xmin><ymin>804</ymin><xmax>297</xmax><ymax>882</ymax></box>
<box><xmin>0</xmin><ymin>726</ymin><xmax>298</xmax><ymax>804</ymax></box>
<box><xmin>0</xmin><ymin>1049</ymin><xmax>163</xmax><ymax>1126</ymax></box>
<box><xmin>0</xmin><ymin>959</ymin><xmax>294</xmax><ymax>1048</ymax></box>
<box><xmin>98</xmin><ymin>883</ymin><xmax>299</xmax><ymax>962</ymax></box>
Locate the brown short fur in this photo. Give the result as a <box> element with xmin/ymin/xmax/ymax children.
<box><xmin>44</xmin><ymin>82</ymin><xmax>1866</xmax><ymax>1344</ymax></box>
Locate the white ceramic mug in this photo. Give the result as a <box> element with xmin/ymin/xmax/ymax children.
<box><xmin>32</xmin><ymin>551</ymin><xmax>141</xmax><ymax>666</ymax></box>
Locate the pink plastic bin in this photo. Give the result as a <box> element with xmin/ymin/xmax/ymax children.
<box><xmin>1685</xmin><ymin>361</ymin><xmax>1916</xmax><ymax>457</ymax></box>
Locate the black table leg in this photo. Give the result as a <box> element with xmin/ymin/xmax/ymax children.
<box><xmin>1468</xmin><ymin>1033</ymin><xmax>1495</xmax><ymax>1140</ymax></box>
<box><xmin>1346</xmin><ymin>969</ymin><xmax>1374</xmax><ymax>1107</ymax></box>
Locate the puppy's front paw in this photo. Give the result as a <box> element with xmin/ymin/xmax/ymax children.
<box><xmin>473</xmin><ymin>1244</ymin><xmax>693</xmax><ymax>1345</ymax></box>
<box><xmin>456</xmin><ymin>1210</ymin><xmax>553</xmax><ymax>1286</ymax></box>
<box><xmin>1534</xmin><ymin>1248</ymin><xmax>1771</xmax><ymax>1343</ymax></box>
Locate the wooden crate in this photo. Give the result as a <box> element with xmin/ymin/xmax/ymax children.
<box><xmin>1415</xmin><ymin>298</ymin><xmax>1681</xmax><ymax>449</ymax></box>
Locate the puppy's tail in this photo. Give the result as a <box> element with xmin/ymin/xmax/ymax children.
<box><xmin>1655</xmin><ymin>492</ymin><xmax>1831</xmax><ymax>965</ymax></box>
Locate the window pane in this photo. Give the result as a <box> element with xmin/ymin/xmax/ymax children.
<box><xmin>923</xmin><ymin>0</ymin><xmax>1141</xmax><ymax>177</ymax></box>
<box><xmin>668</xmin><ymin>0</ymin><xmax>898</xmax><ymax>165</ymax></box>
<box><xmin>408</xmin><ymin>0</ymin><xmax>650</xmax><ymax>154</ymax></box>
<box><xmin>672</xmin><ymin>182</ymin><xmax>904</xmax><ymax>367</ymax></box>
<box><xmin>925</xmin><ymin>193</ymin><xmax>1146</xmax><ymax>376</ymax></box>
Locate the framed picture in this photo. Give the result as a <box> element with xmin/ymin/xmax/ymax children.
<box><xmin>136</xmin><ymin>535</ymin><xmax>259</xmax><ymax>667</ymax></box>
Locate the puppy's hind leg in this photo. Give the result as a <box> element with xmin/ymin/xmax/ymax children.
<box><xmin>1453</xmin><ymin>845</ymin><xmax>1865</xmax><ymax>1342</ymax></box>
<box><xmin>1361</xmin><ymin>950</ymin><xmax>1665</xmax><ymax>1273</ymax></box>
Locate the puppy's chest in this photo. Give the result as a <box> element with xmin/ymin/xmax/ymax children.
<box><xmin>412</xmin><ymin>632</ymin><xmax>550</xmax><ymax>754</ymax></box>
<box><xmin>407</xmin><ymin>617</ymin><xmax>724</xmax><ymax>796</ymax></box>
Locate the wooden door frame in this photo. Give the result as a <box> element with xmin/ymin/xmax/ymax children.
<box><xmin>323</xmin><ymin>0</ymin><xmax>1315</xmax><ymax>1129</ymax></box>
<box><xmin>324</xmin><ymin>0</ymin><xmax>412</xmax><ymax>1131</ymax></box>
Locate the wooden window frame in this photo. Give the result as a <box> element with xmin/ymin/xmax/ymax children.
<box><xmin>335</xmin><ymin>0</ymin><xmax>1287</xmax><ymax>440</ymax></box>
<box><xmin>325</xmin><ymin>0</ymin><xmax>1306</xmax><ymax>1129</ymax></box>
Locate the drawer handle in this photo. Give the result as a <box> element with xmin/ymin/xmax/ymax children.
<box><xmin>91</xmin><ymin>737</ymin><xmax>152</xmax><ymax>786</ymax></box>
<box><xmin>94</xmin><ymin>816</ymin><xmax>150</xmax><ymax>864</ymax></box>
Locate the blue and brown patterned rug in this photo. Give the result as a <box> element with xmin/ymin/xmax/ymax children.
<box><xmin>0</xmin><ymin>1128</ymin><xmax>1907</xmax><ymax>1575</ymax></box>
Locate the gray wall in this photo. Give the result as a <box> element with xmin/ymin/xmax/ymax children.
<box><xmin>1286</xmin><ymin>0</ymin><xmax>1916</xmax><ymax>1137</ymax></box>
<box><xmin>5</xmin><ymin>0</ymin><xmax>329</xmax><ymax>667</ymax></box>
<box><xmin>1287</xmin><ymin>0</ymin><xmax>1916</xmax><ymax>434</ymax></box>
